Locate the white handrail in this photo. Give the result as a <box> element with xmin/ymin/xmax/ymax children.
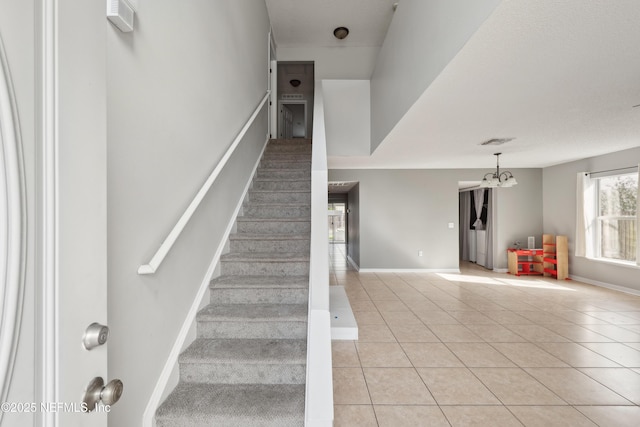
<box><xmin>138</xmin><ymin>91</ymin><xmax>270</xmax><ymax>275</ymax></box>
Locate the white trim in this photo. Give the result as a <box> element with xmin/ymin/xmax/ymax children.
<box><xmin>305</xmin><ymin>80</ymin><xmax>333</xmax><ymax>427</ymax></box>
<box><xmin>570</xmin><ymin>275</ymin><xmax>640</xmax><ymax>297</ymax></box>
<box><xmin>0</xmin><ymin>32</ymin><xmax>28</xmax><ymax>426</ymax></box>
<box><xmin>35</xmin><ymin>0</ymin><xmax>59</xmax><ymax>425</ymax></box>
<box><xmin>358</xmin><ymin>268</ymin><xmax>461</xmax><ymax>273</ymax></box>
<box><xmin>141</xmin><ymin>136</ymin><xmax>270</xmax><ymax>427</ymax></box>
<box><xmin>138</xmin><ymin>92</ymin><xmax>270</xmax><ymax>275</ymax></box>
<box><xmin>346</xmin><ymin>255</ymin><xmax>360</xmax><ymax>271</ymax></box>
<box><xmin>493</xmin><ymin>268</ymin><xmax>509</xmax><ymax>274</ymax></box>
<box><xmin>580</xmin><ymin>256</ymin><xmax>640</xmax><ymax>270</ymax></box>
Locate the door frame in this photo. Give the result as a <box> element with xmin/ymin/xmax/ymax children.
<box><xmin>278</xmin><ymin>100</ymin><xmax>307</xmax><ymax>138</ymax></box>
<box><xmin>35</xmin><ymin>0</ymin><xmax>109</xmax><ymax>425</ymax></box>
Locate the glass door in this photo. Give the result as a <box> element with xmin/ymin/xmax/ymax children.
<box><xmin>328</xmin><ymin>202</ymin><xmax>346</xmax><ymax>244</ymax></box>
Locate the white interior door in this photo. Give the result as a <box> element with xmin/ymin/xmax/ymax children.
<box><xmin>37</xmin><ymin>1</ymin><xmax>109</xmax><ymax>425</ymax></box>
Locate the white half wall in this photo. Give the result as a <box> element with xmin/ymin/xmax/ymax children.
<box><xmin>322</xmin><ymin>80</ymin><xmax>370</xmax><ymax>156</ymax></box>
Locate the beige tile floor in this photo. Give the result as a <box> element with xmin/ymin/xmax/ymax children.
<box><xmin>329</xmin><ymin>244</ymin><xmax>640</xmax><ymax>426</ymax></box>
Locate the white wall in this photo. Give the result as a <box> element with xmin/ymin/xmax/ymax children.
<box><xmin>106</xmin><ymin>1</ymin><xmax>271</xmax><ymax>425</ymax></box>
<box><xmin>278</xmin><ymin>46</ymin><xmax>379</xmax><ymax>79</ymax></box>
<box><xmin>322</xmin><ymin>80</ymin><xmax>370</xmax><ymax>156</ymax></box>
<box><xmin>543</xmin><ymin>147</ymin><xmax>640</xmax><ymax>293</ymax></box>
<box><xmin>370</xmin><ymin>0</ymin><xmax>501</xmax><ymax>152</ymax></box>
<box><xmin>329</xmin><ymin>168</ymin><xmax>542</xmax><ymax>270</ymax></box>
<box><xmin>0</xmin><ymin>1</ymin><xmax>36</xmax><ymax>425</ymax></box>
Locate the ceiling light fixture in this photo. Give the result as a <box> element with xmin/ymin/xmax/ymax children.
<box><xmin>480</xmin><ymin>153</ymin><xmax>517</xmax><ymax>188</ymax></box>
<box><xmin>333</xmin><ymin>27</ymin><xmax>349</xmax><ymax>40</ymax></box>
<box><xmin>289</xmin><ymin>79</ymin><xmax>301</xmax><ymax>87</ymax></box>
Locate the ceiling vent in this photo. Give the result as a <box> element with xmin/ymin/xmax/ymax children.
<box><xmin>479</xmin><ymin>138</ymin><xmax>515</xmax><ymax>146</ymax></box>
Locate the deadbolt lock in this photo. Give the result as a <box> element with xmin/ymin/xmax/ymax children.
<box><xmin>83</xmin><ymin>322</ymin><xmax>109</xmax><ymax>350</ymax></box>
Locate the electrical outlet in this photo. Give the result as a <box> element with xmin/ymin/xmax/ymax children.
<box><xmin>448</xmin><ymin>222</ymin><xmax>455</xmax><ymax>229</ymax></box>
<box><xmin>418</xmin><ymin>250</ymin><xmax>423</xmax><ymax>257</ymax></box>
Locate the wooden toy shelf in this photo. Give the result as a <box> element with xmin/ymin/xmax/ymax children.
<box><xmin>507</xmin><ymin>235</ymin><xmax>569</xmax><ymax>279</ymax></box>
<box><xmin>542</xmin><ymin>234</ymin><xmax>569</xmax><ymax>280</ymax></box>
<box><xmin>507</xmin><ymin>248</ymin><xmax>544</xmax><ymax>276</ymax></box>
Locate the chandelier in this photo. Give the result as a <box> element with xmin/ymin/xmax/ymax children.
<box><xmin>480</xmin><ymin>153</ymin><xmax>517</xmax><ymax>188</ymax></box>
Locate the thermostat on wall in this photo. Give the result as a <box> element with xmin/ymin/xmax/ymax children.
<box><xmin>107</xmin><ymin>0</ymin><xmax>135</xmax><ymax>32</ymax></box>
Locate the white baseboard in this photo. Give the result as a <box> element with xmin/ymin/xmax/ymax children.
<box><xmin>346</xmin><ymin>255</ymin><xmax>359</xmax><ymax>271</ymax></box>
<box><xmin>358</xmin><ymin>268</ymin><xmax>461</xmax><ymax>273</ymax></box>
<box><xmin>142</xmin><ymin>136</ymin><xmax>269</xmax><ymax>427</ymax></box>
<box><xmin>493</xmin><ymin>268</ymin><xmax>508</xmax><ymax>273</ymax></box>
<box><xmin>570</xmin><ymin>275</ymin><xmax>640</xmax><ymax>297</ymax></box>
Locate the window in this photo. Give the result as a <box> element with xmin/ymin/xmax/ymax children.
<box><xmin>595</xmin><ymin>173</ymin><xmax>637</xmax><ymax>262</ymax></box>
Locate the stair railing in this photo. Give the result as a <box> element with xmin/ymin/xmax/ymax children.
<box><xmin>138</xmin><ymin>91</ymin><xmax>270</xmax><ymax>275</ymax></box>
<box><xmin>305</xmin><ymin>81</ymin><xmax>333</xmax><ymax>426</ymax></box>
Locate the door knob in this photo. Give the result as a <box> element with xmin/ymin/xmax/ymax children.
<box><xmin>83</xmin><ymin>323</ymin><xmax>109</xmax><ymax>350</ymax></box>
<box><xmin>83</xmin><ymin>377</ymin><xmax>124</xmax><ymax>411</ymax></box>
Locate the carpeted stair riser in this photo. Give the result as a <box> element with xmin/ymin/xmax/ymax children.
<box><xmin>243</xmin><ymin>204</ymin><xmax>310</xmax><ymax>218</ymax></box>
<box><xmin>210</xmin><ymin>287</ymin><xmax>308</xmax><ymax>304</ymax></box>
<box><xmin>197</xmin><ymin>319</ymin><xmax>307</xmax><ymax>340</ymax></box>
<box><xmin>236</xmin><ymin>218</ymin><xmax>310</xmax><ymax>234</ymax></box>
<box><xmin>155</xmin><ymin>383</ymin><xmax>305</xmax><ymax>427</ymax></box>
<box><xmin>196</xmin><ymin>304</ymin><xmax>307</xmax><ymax>339</ymax></box>
<box><xmin>229</xmin><ymin>235</ymin><xmax>310</xmax><ymax>253</ymax></box>
<box><xmin>260</xmin><ymin>160</ymin><xmax>311</xmax><ymax>170</ymax></box>
<box><xmin>221</xmin><ymin>259</ymin><xmax>309</xmax><ymax>276</ymax></box>
<box><xmin>210</xmin><ymin>275</ymin><xmax>308</xmax><ymax>304</ymax></box>
<box><xmin>180</xmin><ymin>362</ymin><xmax>306</xmax><ymax>385</ymax></box>
<box><xmin>253</xmin><ymin>179</ymin><xmax>311</xmax><ymax>191</ymax></box>
<box><xmin>257</xmin><ymin>168</ymin><xmax>309</xmax><ymax>179</ymax></box>
<box><xmin>249</xmin><ymin>190</ymin><xmax>311</xmax><ymax>204</ymax></box>
<box><xmin>179</xmin><ymin>338</ymin><xmax>306</xmax><ymax>385</ymax></box>
<box><xmin>262</xmin><ymin>154</ymin><xmax>311</xmax><ymax>162</ymax></box>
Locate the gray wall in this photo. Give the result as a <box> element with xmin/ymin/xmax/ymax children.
<box><xmin>370</xmin><ymin>0</ymin><xmax>500</xmax><ymax>152</ymax></box>
<box><xmin>543</xmin><ymin>147</ymin><xmax>640</xmax><ymax>292</ymax></box>
<box><xmin>347</xmin><ymin>184</ymin><xmax>361</xmax><ymax>267</ymax></box>
<box><xmin>0</xmin><ymin>1</ymin><xmax>36</xmax><ymax>425</ymax></box>
<box><xmin>494</xmin><ymin>170</ymin><xmax>544</xmax><ymax>269</ymax></box>
<box><xmin>106</xmin><ymin>2</ymin><xmax>270</xmax><ymax>425</ymax></box>
<box><xmin>329</xmin><ymin>168</ymin><xmax>543</xmax><ymax>270</ymax></box>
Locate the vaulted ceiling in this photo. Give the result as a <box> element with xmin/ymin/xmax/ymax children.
<box><xmin>266</xmin><ymin>0</ymin><xmax>640</xmax><ymax>169</ymax></box>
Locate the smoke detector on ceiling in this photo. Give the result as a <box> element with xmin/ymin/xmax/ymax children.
<box><xmin>479</xmin><ymin>138</ymin><xmax>515</xmax><ymax>146</ymax></box>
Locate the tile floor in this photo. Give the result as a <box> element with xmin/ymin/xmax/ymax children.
<box><xmin>329</xmin><ymin>244</ymin><xmax>640</xmax><ymax>426</ymax></box>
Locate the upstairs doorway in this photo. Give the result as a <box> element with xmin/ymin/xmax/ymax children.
<box><xmin>277</xmin><ymin>61</ymin><xmax>314</xmax><ymax>139</ymax></box>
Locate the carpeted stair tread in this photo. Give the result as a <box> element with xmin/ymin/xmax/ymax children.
<box><xmin>229</xmin><ymin>233</ymin><xmax>310</xmax><ymax>241</ymax></box>
<box><xmin>221</xmin><ymin>252</ymin><xmax>310</xmax><ymax>262</ymax></box>
<box><xmin>198</xmin><ymin>303</ymin><xmax>307</xmax><ymax>322</ymax></box>
<box><xmin>211</xmin><ymin>275</ymin><xmax>308</xmax><ymax>288</ymax></box>
<box><xmin>250</xmin><ymin>189</ymin><xmax>311</xmax><ymax>194</ymax></box>
<box><xmin>244</xmin><ymin>202</ymin><xmax>309</xmax><ymax>207</ymax></box>
<box><xmin>180</xmin><ymin>338</ymin><xmax>306</xmax><ymax>364</ymax></box>
<box><xmin>156</xmin><ymin>383</ymin><xmax>305</xmax><ymax>427</ymax></box>
<box><xmin>236</xmin><ymin>217</ymin><xmax>309</xmax><ymax>223</ymax></box>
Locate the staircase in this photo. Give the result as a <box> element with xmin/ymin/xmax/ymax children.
<box><xmin>156</xmin><ymin>139</ymin><xmax>312</xmax><ymax>427</ymax></box>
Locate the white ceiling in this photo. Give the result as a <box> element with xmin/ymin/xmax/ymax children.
<box><xmin>265</xmin><ymin>0</ymin><xmax>397</xmax><ymax>48</ymax></box>
<box><xmin>267</xmin><ymin>0</ymin><xmax>640</xmax><ymax>169</ymax></box>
